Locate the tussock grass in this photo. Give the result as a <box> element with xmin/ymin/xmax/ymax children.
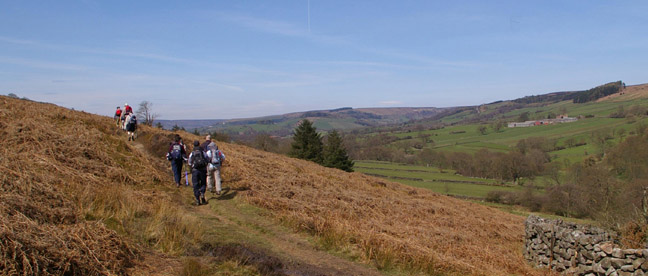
<box><xmin>211</xmin><ymin>137</ymin><xmax>543</xmax><ymax>275</ymax></box>
<box><xmin>0</xmin><ymin>96</ymin><xmax>203</xmax><ymax>274</ymax></box>
<box><xmin>0</xmin><ymin>95</ymin><xmax>541</xmax><ymax>275</ymax></box>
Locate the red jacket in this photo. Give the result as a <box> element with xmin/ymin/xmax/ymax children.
<box><xmin>115</xmin><ymin>109</ymin><xmax>122</xmax><ymax>117</ymax></box>
<box><xmin>125</xmin><ymin>105</ymin><xmax>133</xmax><ymax>114</ymax></box>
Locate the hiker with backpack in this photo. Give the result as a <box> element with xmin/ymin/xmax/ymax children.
<box><xmin>206</xmin><ymin>142</ymin><xmax>226</xmax><ymax>195</ymax></box>
<box><xmin>114</xmin><ymin>107</ymin><xmax>122</xmax><ymax>127</ymax></box>
<box><xmin>126</xmin><ymin>115</ymin><xmax>137</xmax><ymax>141</ymax></box>
<box><xmin>188</xmin><ymin>140</ymin><xmax>208</xmax><ymax>205</ymax></box>
<box><xmin>166</xmin><ymin>134</ymin><xmax>187</xmax><ymax>188</ymax></box>
<box><xmin>124</xmin><ymin>103</ymin><xmax>133</xmax><ymax>115</ymax></box>
<box><xmin>200</xmin><ymin>135</ymin><xmax>212</xmax><ymax>151</ymax></box>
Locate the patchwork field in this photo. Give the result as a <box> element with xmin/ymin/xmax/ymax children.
<box><xmin>354</xmin><ymin>161</ymin><xmax>526</xmax><ymax>199</ymax></box>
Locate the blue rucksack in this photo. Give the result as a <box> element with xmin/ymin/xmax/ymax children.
<box><xmin>170</xmin><ymin>144</ymin><xmax>182</xmax><ymax>160</ymax></box>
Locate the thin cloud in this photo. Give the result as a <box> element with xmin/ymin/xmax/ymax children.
<box><xmin>0</xmin><ymin>56</ymin><xmax>88</xmax><ymax>71</ymax></box>
<box><xmin>0</xmin><ymin>36</ymin><xmax>38</xmax><ymax>45</ymax></box>
<box><xmin>214</xmin><ymin>12</ymin><xmax>351</xmax><ymax>45</ymax></box>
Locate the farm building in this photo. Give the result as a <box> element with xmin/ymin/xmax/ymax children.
<box><xmin>508</xmin><ymin>116</ymin><xmax>577</xmax><ymax>128</ymax></box>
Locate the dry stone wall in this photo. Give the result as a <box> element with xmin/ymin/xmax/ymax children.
<box><xmin>524</xmin><ymin>215</ymin><xmax>648</xmax><ymax>275</ymax></box>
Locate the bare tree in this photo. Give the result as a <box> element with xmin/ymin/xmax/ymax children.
<box><xmin>136</xmin><ymin>101</ymin><xmax>158</xmax><ymax>126</ymax></box>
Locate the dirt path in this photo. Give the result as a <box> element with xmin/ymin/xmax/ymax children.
<box><xmin>193</xmin><ymin>190</ymin><xmax>384</xmax><ymax>276</ymax></box>
<box><xmin>127</xmin><ymin>136</ymin><xmax>384</xmax><ymax>275</ymax></box>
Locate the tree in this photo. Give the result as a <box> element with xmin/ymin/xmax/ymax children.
<box><xmin>7</xmin><ymin>93</ymin><xmax>18</xmax><ymax>98</ymax></box>
<box><xmin>491</xmin><ymin>120</ymin><xmax>505</xmax><ymax>132</ymax></box>
<box><xmin>478</xmin><ymin>126</ymin><xmax>487</xmax><ymax>135</ymax></box>
<box><xmin>171</xmin><ymin>124</ymin><xmax>181</xmax><ymax>131</ymax></box>
<box><xmin>254</xmin><ymin>133</ymin><xmax>279</xmax><ymax>152</ymax></box>
<box><xmin>322</xmin><ymin>130</ymin><xmax>354</xmax><ymax>172</ymax></box>
<box><xmin>289</xmin><ymin>119</ymin><xmax>323</xmax><ymax>163</ymax></box>
<box><xmin>192</xmin><ymin>128</ymin><xmax>200</xmax><ymax>136</ymax></box>
<box><xmin>518</xmin><ymin>111</ymin><xmax>530</xmax><ymax>122</ymax></box>
<box><xmin>136</xmin><ymin>100</ymin><xmax>158</xmax><ymax>126</ymax></box>
<box><xmin>155</xmin><ymin>122</ymin><xmax>163</xmax><ymax>129</ymax></box>
<box><xmin>210</xmin><ymin>131</ymin><xmax>231</xmax><ymax>143</ymax></box>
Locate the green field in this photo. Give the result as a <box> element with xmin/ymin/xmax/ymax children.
<box><xmin>354</xmin><ymin>161</ymin><xmax>525</xmax><ymax>198</ymax></box>
<box><xmin>383</xmin><ymin>101</ymin><xmax>648</xmax><ymax>165</ymax></box>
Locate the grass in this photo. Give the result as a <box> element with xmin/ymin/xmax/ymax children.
<box><xmin>1</xmin><ymin>95</ymin><xmax>547</xmax><ymax>275</ymax></box>
<box><xmin>355</xmin><ymin>161</ymin><xmax>523</xmax><ymax>199</ymax></box>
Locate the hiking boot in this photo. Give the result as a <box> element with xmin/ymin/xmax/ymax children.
<box><xmin>216</xmin><ymin>190</ymin><xmax>221</xmax><ymax>195</ymax></box>
<box><xmin>200</xmin><ymin>194</ymin><xmax>207</xmax><ymax>205</ymax></box>
<box><xmin>195</xmin><ymin>199</ymin><xmax>201</xmax><ymax>206</ymax></box>
<box><xmin>176</xmin><ymin>183</ymin><xmax>180</xmax><ymax>188</ymax></box>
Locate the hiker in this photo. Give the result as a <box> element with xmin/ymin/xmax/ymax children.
<box><xmin>200</xmin><ymin>135</ymin><xmax>212</xmax><ymax>151</ymax></box>
<box><xmin>121</xmin><ymin>113</ymin><xmax>129</xmax><ymax>131</ymax></box>
<box><xmin>166</xmin><ymin>134</ymin><xmax>187</xmax><ymax>187</ymax></box>
<box><xmin>114</xmin><ymin>107</ymin><xmax>122</xmax><ymax>127</ymax></box>
<box><xmin>120</xmin><ymin>112</ymin><xmax>127</xmax><ymax>129</ymax></box>
<box><xmin>126</xmin><ymin>115</ymin><xmax>137</xmax><ymax>141</ymax></box>
<box><xmin>124</xmin><ymin>103</ymin><xmax>133</xmax><ymax>115</ymax></box>
<box><xmin>188</xmin><ymin>140</ymin><xmax>208</xmax><ymax>205</ymax></box>
<box><xmin>206</xmin><ymin>142</ymin><xmax>226</xmax><ymax>194</ymax></box>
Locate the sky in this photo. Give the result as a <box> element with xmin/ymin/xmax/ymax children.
<box><xmin>1</xmin><ymin>1</ymin><xmax>647</xmax><ymax>119</ymax></box>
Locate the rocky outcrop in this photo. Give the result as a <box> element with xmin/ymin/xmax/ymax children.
<box><xmin>524</xmin><ymin>215</ymin><xmax>648</xmax><ymax>275</ymax></box>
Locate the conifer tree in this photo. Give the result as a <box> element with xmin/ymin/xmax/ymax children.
<box><xmin>323</xmin><ymin>130</ymin><xmax>354</xmax><ymax>172</ymax></box>
<box><xmin>289</xmin><ymin>119</ymin><xmax>323</xmax><ymax>163</ymax></box>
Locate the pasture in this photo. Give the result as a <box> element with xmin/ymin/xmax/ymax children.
<box><xmin>354</xmin><ymin>161</ymin><xmax>525</xmax><ymax>199</ymax></box>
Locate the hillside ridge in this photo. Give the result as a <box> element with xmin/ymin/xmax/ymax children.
<box><xmin>0</xmin><ymin>96</ymin><xmax>542</xmax><ymax>275</ymax></box>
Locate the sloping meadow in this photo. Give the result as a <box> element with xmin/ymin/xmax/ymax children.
<box><xmin>219</xmin><ymin>138</ymin><xmax>542</xmax><ymax>275</ymax></box>
<box><xmin>0</xmin><ymin>96</ymin><xmax>199</xmax><ymax>275</ymax></box>
<box><xmin>0</xmin><ymin>96</ymin><xmax>541</xmax><ymax>275</ymax></box>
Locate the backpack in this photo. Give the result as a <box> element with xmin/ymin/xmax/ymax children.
<box><xmin>129</xmin><ymin>116</ymin><xmax>137</xmax><ymax>124</ymax></box>
<box><xmin>210</xmin><ymin>149</ymin><xmax>222</xmax><ymax>165</ymax></box>
<box><xmin>170</xmin><ymin>144</ymin><xmax>182</xmax><ymax>160</ymax></box>
<box><xmin>192</xmin><ymin>150</ymin><xmax>207</xmax><ymax>169</ymax></box>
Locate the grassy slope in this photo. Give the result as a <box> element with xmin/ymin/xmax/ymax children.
<box><xmin>388</xmin><ymin>85</ymin><xmax>648</xmax><ymax>159</ymax></box>
<box><xmin>352</xmin><ymin>84</ymin><xmax>648</xmax><ymax>201</ymax></box>
<box><xmin>354</xmin><ymin>161</ymin><xmax>521</xmax><ymax>198</ymax></box>
<box><xmin>0</xmin><ymin>96</ymin><xmax>543</xmax><ymax>276</ymax></box>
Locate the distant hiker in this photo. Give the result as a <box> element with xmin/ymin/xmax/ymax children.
<box><xmin>120</xmin><ymin>112</ymin><xmax>127</xmax><ymax>129</ymax></box>
<box><xmin>200</xmin><ymin>135</ymin><xmax>212</xmax><ymax>151</ymax></box>
<box><xmin>166</xmin><ymin>134</ymin><xmax>187</xmax><ymax>188</ymax></box>
<box><xmin>188</xmin><ymin>140</ymin><xmax>208</xmax><ymax>205</ymax></box>
<box><xmin>122</xmin><ymin>113</ymin><xmax>131</xmax><ymax>131</ymax></box>
<box><xmin>206</xmin><ymin>142</ymin><xmax>226</xmax><ymax>194</ymax></box>
<box><xmin>124</xmin><ymin>103</ymin><xmax>133</xmax><ymax>115</ymax></box>
<box><xmin>126</xmin><ymin>115</ymin><xmax>137</xmax><ymax>141</ymax></box>
<box><xmin>114</xmin><ymin>106</ymin><xmax>122</xmax><ymax>127</ymax></box>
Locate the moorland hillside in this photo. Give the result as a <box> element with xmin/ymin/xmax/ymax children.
<box><xmin>0</xmin><ymin>96</ymin><xmax>542</xmax><ymax>275</ymax></box>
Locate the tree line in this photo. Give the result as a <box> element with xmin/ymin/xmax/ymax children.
<box><xmin>288</xmin><ymin>119</ymin><xmax>354</xmax><ymax>172</ymax></box>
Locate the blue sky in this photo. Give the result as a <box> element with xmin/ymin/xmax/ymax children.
<box><xmin>1</xmin><ymin>1</ymin><xmax>647</xmax><ymax>119</ymax></box>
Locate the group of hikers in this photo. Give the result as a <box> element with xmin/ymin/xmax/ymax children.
<box><xmin>114</xmin><ymin>103</ymin><xmax>137</xmax><ymax>141</ymax></box>
<box><xmin>166</xmin><ymin>134</ymin><xmax>226</xmax><ymax>205</ymax></box>
<box><xmin>113</xmin><ymin>104</ymin><xmax>225</xmax><ymax>205</ymax></box>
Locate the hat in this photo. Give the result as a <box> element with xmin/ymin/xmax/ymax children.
<box><xmin>125</xmin><ymin>103</ymin><xmax>128</xmax><ymax>106</ymax></box>
<box><xmin>117</xmin><ymin>106</ymin><xmax>120</xmax><ymax>108</ymax></box>
<box><xmin>206</xmin><ymin>135</ymin><xmax>211</xmax><ymax>140</ymax></box>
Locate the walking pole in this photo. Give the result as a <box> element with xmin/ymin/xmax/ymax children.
<box><xmin>183</xmin><ymin>158</ymin><xmax>189</xmax><ymax>186</ymax></box>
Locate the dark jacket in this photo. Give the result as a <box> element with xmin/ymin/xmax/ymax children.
<box><xmin>188</xmin><ymin>147</ymin><xmax>208</xmax><ymax>171</ymax></box>
<box><xmin>168</xmin><ymin>141</ymin><xmax>187</xmax><ymax>160</ymax></box>
<box><xmin>200</xmin><ymin>140</ymin><xmax>211</xmax><ymax>152</ymax></box>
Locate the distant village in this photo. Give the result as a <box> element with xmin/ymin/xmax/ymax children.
<box><xmin>508</xmin><ymin>114</ymin><xmax>578</xmax><ymax>128</ymax></box>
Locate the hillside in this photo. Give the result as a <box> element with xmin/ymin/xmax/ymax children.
<box><xmin>0</xmin><ymin>96</ymin><xmax>542</xmax><ymax>275</ymax></box>
<box><xmin>160</xmin><ymin>106</ymin><xmax>450</xmax><ymax>137</ymax></box>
